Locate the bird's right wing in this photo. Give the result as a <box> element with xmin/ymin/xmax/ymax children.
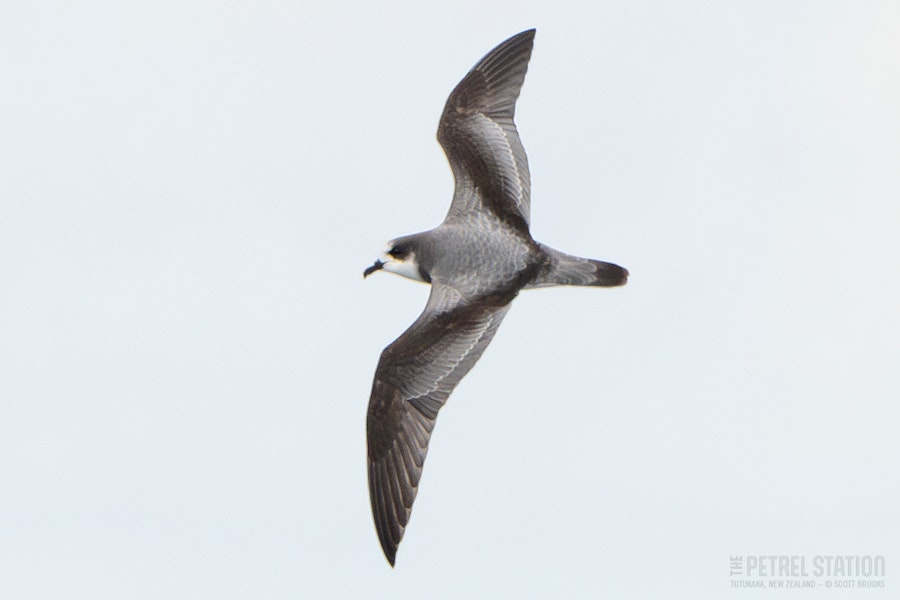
<box><xmin>366</xmin><ymin>282</ymin><xmax>512</xmax><ymax>565</ymax></box>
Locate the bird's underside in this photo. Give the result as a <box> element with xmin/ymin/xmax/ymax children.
<box><xmin>365</xmin><ymin>29</ymin><xmax>628</xmax><ymax>566</ymax></box>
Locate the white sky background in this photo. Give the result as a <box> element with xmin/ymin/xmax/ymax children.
<box><xmin>1</xmin><ymin>1</ymin><xmax>898</xmax><ymax>598</ymax></box>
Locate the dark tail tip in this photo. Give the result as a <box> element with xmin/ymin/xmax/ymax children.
<box><xmin>594</xmin><ymin>261</ymin><xmax>629</xmax><ymax>287</ymax></box>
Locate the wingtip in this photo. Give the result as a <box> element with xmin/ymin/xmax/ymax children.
<box><xmin>503</xmin><ymin>28</ymin><xmax>536</xmax><ymax>50</ymax></box>
<box><xmin>381</xmin><ymin>541</ymin><xmax>397</xmax><ymax>567</ymax></box>
<box><xmin>517</xmin><ymin>28</ymin><xmax>536</xmax><ymax>46</ymax></box>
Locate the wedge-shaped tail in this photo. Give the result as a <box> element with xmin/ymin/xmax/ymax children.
<box><xmin>527</xmin><ymin>244</ymin><xmax>629</xmax><ymax>288</ymax></box>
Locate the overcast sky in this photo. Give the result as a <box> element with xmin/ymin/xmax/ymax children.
<box><xmin>2</xmin><ymin>1</ymin><xmax>898</xmax><ymax>598</ymax></box>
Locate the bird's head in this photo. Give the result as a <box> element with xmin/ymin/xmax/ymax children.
<box><xmin>363</xmin><ymin>239</ymin><xmax>428</xmax><ymax>282</ymax></box>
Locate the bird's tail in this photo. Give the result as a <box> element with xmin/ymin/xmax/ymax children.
<box><xmin>526</xmin><ymin>244</ymin><xmax>628</xmax><ymax>288</ymax></box>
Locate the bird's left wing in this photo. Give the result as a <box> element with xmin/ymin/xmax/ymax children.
<box><xmin>438</xmin><ymin>29</ymin><xmax>535</xmax><ymax>234</ymax></box>
<box><xmin>367</xmin><ymin>281</ymin><xmax>512</xmax><ymax>565</ymax></box>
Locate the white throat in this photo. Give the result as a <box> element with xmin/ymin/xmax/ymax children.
<box><xmin>382</xmin><ymin>256</ymin><xmax>425</xmax><ymax>282</ymax></box>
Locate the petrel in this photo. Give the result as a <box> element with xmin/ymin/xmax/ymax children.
<box><xmin>363</xmin><ymin>29</ymin><xmax>628</xmax><ymax>566</ymax></box>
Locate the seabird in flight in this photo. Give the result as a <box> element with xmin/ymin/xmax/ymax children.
<box><xmin>363</xmin><ymin>29</ymin><xmax>628</xmax><ymax>566</ymax></box>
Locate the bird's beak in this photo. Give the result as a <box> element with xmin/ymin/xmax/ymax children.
<box><xmin>363</xmin><ymin>259</ymin><xmax>385</xmax><ymax>278</ymax></box>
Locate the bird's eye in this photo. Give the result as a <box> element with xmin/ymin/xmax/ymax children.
<box><xmin>388</xmin><ymin>246</ymin><xmax>407</xmax><ymax>259</ymax></box>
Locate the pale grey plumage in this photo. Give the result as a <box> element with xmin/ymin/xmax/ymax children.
<box><xmin>365</xmin><ymin>29</ymin><xmax>628</xmax><ymax>566</ymax></box>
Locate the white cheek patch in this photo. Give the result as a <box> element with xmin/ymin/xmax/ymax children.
<box><xmin>383</xmin><ymin>259</ymin><xmax>425</xmax><ymax>282</ymax></box>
